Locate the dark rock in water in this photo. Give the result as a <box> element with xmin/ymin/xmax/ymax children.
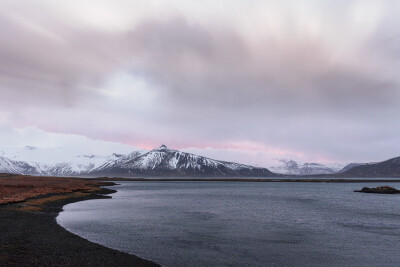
<box><xmin>354</xmin><ymin>186</ymin><xmax>400</xmax><ymax>194</ymax></box>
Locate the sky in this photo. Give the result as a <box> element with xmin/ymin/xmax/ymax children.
<box><xmin>0</xmin><ymin>0</ymin><xmax>400</xmax><ymax>167</ymax></box>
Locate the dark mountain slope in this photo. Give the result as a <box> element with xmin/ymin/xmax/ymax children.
<box><xmin>341</xmin><ymin>157</ymin><xmax>400</xmax><ymax>177</ymax></box>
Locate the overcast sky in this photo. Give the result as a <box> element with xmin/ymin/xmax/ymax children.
<box><xmin>1</xmin><ymin>0</ymin><xmax>400</xmax><ymax>167</ymax></box>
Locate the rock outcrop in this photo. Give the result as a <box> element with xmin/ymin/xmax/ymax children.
<box><xmin>354</xmin><ymin>186</ymin><xmax>400</xmax><ymax>194</ymax></box>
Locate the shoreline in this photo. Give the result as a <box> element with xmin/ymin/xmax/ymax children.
<box><xmin>2</xmin><ymin>174</ymin><xmax>400</xmax><ymax>266</ymax></box>
<box><xmin>93</xmin><ymin>177</ymin><xmax>400</xmax><ymax>183</ymax></box>
<box><xmin>0</xmin><ymin>181</ymin><xmax>159</xmax><ymax>267</ymax></box>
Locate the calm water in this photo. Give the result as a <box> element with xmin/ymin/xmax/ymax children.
<box><xmin>57</xmin><ymin>182</ymin><xmax>400</xmax><ymax>267</ymax></box>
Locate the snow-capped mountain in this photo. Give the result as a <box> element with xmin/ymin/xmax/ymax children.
<box><xmin>270</xmin><ymin>159</ymin><xmax>342</xmax><ymax>175</ymax></box>
<box><xmin>0</xmin><ymin>145</ymin><xmax>276</xmax><ymax>177</ymax></box>
<box><xmin>2</xmin><ymin>145</ymin><xmax>399</xmax><ymax>178</ymax></box>
<box><xmin>89</xmin><ymin>145</ymin><xmax>276</xmax><ymax>177</ymax></box>
<box><xmin>30</xmin><ymin>153</ymin><xmax>124</xmax><ymax>176</ymax></box>
<box><xmin>94</xmin><ymin>150</ymin><xmax>147</xmax><ymax>173</ymax></box>
<box><xmin>0</xmin><ymin>156</ymin><xmax>37</xmax><ymax>175</ymax></box>
<box><xmin>0</xmin><ymin>146</ymin><xmax>146</xmax><ymax>176</ymax></box>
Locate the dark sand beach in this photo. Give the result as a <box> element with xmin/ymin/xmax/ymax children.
<box><xmin>0</xmin><ymin>174</ymin><xmax>158</xmax><ymax>267</ymax></box>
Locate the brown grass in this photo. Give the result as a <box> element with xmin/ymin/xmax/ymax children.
<box><xmin>0</xmin><ymin>174</ymin><xmax>106</xmax><ymax>206</ymax></box>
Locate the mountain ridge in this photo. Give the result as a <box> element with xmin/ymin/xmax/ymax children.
<box><xmin>89</xmin><ymin>145</ymin><xmax>277</xmax><ymax>177</ymax></box>
<box><xmin>269</xmin><ymin>159</ymin><xmax>342</xmax><ymax>175</ymax></box>
<box><xmin>0</xmin><ymin>145</ymin><xmax>277</xmax><ymax>178</ymax></box>
<box><xmin>1</xmin><ymin>145</ymin><xmax>400</xmax><ymax>178</ymax></box>
<box><xmin>339</xmin><ymin>157</ymin><xmax>400</xmax><ymax>177</ymax></box>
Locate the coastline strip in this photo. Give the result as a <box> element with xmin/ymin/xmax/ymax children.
<box><xmin>93</xmin><ymin>177</ymin><xmax>400</xmax><ymax>183</ymax></box>
<box><xmin>0</xmin><ymin>174</ymin><xmax>159</xmax><ymax>266</ymax></box>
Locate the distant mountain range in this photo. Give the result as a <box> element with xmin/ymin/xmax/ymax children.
<box><xmin>270</xmin><ymin>158</ymin><xmax>400</xmax><ymax>178</ymax></box>
<box><xmin>269</xmin><ymin>159</ymin><xmax>342</xmax><ymax>175</ymax></box>
<box><xmin>0</xmin><ymin>145</ymin><xmax>399</xmax><ymax>178</ymax></box>
<box><xmin>0</xmin><ymin>145</ymin><xmax>276</xmax><ymax>178</ymax></box>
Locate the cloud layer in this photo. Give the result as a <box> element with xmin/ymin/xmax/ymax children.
<box><xmin>1</xmin><ymin>0</ymin><xmax>400</xmax><ymax>166</ymax></box>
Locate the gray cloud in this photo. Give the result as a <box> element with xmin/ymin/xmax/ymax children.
<box><xmin>120</xmin><ymin>15</ymin><xmax>400</xmax><ymax>159</ymax></box>
<box><xmin>127</xmin><ymin>15</ymin><xmax>399</xmax><ymax>114</ymax></box>
<box><xmin>0</xmin><ymin>3</ymin><xmax>122</xmax><ymax>106</ymax></box>
<box><xmin>1</xmin><ymin>1</ymin><xmax>400</xmax><ymax>165</ymax></box>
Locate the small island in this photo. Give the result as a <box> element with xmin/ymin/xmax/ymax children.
<box><xmin>354</xmin><ymin>186</ymin><xmax>400</xmax><ymax>194</ymax></box>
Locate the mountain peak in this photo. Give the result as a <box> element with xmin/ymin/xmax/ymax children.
<box><xmin>155</xmin><ymin>144</ymin><xmax>170</xmax><ymax>151</ymax></box>
<box><xmin>90</xmin><ymin>145</ymin><xmax>276</xmax><ymax>177</ymax></box>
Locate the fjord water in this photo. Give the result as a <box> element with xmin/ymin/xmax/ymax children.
<box><xmin>57</xmin><ymin>182</ymin><xmax>400</xmax><ymax>267</ymax></box>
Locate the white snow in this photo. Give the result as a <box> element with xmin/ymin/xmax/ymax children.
<box><xmin>0</xmin><ymin>144</ymin><xmax>271</xmax><ymax>176</ymax></box>
<box><xmin>0</xmin><ymin>145</ymin><xmax>147</xmax><ymax>176</ymax></box>
<box><xmin>269</xmin><ymin>159</ymin><xmax>344</xmax><ymax>175</ymax></box>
